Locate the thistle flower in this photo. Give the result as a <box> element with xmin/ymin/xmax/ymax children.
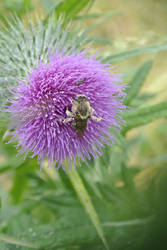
<box><xmin>1</xmin><ymin>18</ymin><xmax>126</xmax><ymax>169</ymax></box>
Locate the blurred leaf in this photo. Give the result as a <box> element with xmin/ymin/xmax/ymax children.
<box><xmin>87</xmin><ymin>36</ymin><xmax>112</xmax><ymax>44</ymax></box>
<box><xmin>0</xmin><ymin>187</ymin><xmax>153</xmax><ymax>249</ymax></box>
<box><xmin>0</xmin><ymin>13</ymin><xmax>10</xmax><ymax>29</ymax></box>
<box><xmin>10</xmin><ymin>170</ymin><xmax>28</xmax><ymax>204</ymax></box>
<box><xmin>0</xmin><ymin>163</ymin><xmax>11</xmax><ymax>173</ymax></box>
<box><xmin>125</xmin><ymin>110</ymin><xmax>167</xmax><ymax>131</ymax></box>
<box><xmin>143</xmin><ymin>154</ymin><xmax>167</xmax><ymax>166</ymax></box>
<box><xmin>2</xmin><ymin>0</ymin><xmax>33</xmax><ymax>16</ymax></box>
<box><xmin>0</xmin><ymin>233</ymin><xmax>38</xmax><ymax>248</ymax></box>
<box><xmin>131</xmin><ymin>93</ymin><xmax>157</xmax><ymax>107</ymax></box>
<box><xmin>40</xmin><ymin>0</ymin><xmax>59</xmax><ymax>13</ymax></box>
<box><xmin>110</xmin><ymin>128</ymin><xmax>127</xmax><ymax>149</ymax></box>
<box><xmin>56</xmin><ymin>0</ymin><xmax>91</xmax><ymax>18</ymax></box>
<box><xmin>67</xmin><ymin>168</ymin><xmax>109</xmax><ymax>250</ymax></box>
<box><xmin>46</xmin><ymin>0</ymin><xmax>92</xmax><ymax>22</ymax></box>
<box><xmin>38</xmin><ymin>219</ymin><xmax>151</xmax><ymax>250</ymax></box>
<box><xmin>83</xmin><ymin>10</ymin><xmax>120</xmax><ymax>34</ymax></box>
<box><xmin>103</xmin><ymin>44</ymin><xmax>167</xmax><ymax>63</ymax></box>
<box><xmin>0</xmin><ymin>166</ymin><xmax>153</xmax><ymax>250</ymax></box>
<box><xmin>125</xmin><ymin>60</ymin><xmax>153</xmax><ymax>105</ymax></box>
<box><xmin>123</xmin><ymin>100</ymin><xmax>167</xmax><ymax>132</ymax></box>
<box><xmin>0</xmin><ymin>242</ymin><xmax>8</xmax><ymax>250</ymax></box>
<box><xmin>75</xmin><ymin>11</ymin><xmax>119</xmax><ymax>20</ymax></box>
<box><xmin>40</xmin><ymin>192</ymin><xmax>79</xmax><ymax>209</ymax></box>
<box><xmin>124</xmin><ymin>100</ymin><xmax>167</xmax><ymax>118</ymax></box>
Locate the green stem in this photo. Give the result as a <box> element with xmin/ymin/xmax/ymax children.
<box><xmin>66</xmin><ymin>165</ymin><xmax>109</xmax><ymax>250</ymax></box>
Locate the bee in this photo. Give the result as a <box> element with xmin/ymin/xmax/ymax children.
<box><xmin>60</xmin><ymin>95</ymin><xmax>102</xmax><ymax>137</ymax></box>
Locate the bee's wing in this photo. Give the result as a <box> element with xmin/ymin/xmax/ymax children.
<box><xmin>75</xmin><ymin>118</ymin><xmax>88</xmax><ymax>138</ymax></box>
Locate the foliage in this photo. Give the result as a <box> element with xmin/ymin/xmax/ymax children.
<box><xmin>0</xmin><ymin>0</ymin><xmax>167</xmax><ymax>249</ymax></box>
<box><xmin>1</xmin><ymin>0</ymin><xmax>33</xmax><ymax>17</ymax></box>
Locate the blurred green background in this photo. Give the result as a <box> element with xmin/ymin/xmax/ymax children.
<box><xmin>0</xmin><ymin>0</ymin><xmax>167</xmax><ymax>249</ymax></box>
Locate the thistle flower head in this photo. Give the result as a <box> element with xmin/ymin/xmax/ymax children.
<box><xmin>1</xmin><ymin>18</ymin><xmax>126</xmax><ymax>169</ymax></box>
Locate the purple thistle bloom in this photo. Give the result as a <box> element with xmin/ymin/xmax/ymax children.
<box><xmin>7</xmin><ymin>51</ymin><xmax>126</xmax><ymax>169</ymax></box>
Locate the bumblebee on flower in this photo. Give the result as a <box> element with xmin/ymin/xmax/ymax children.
<box><xmin>60</xmin><ymin>94</ymin><xmax>102</xmax><ymax>138</ymax></box>
<box><xmin>1</xmin><ymin>19</ymin><xmax>126</xmax><ymax>169</ymax></box>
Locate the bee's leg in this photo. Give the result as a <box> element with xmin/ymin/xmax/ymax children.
<box><xmin>90</xmin><ymin>115</ymin><xmax>102</xmax><ymax>122</ymax></box>
<box><xmin>66</xmin><ymin>106</ymin><xmax>73</xmax><ymax>117</ymax></box>
<box><xmin>89</xmin><ymin>108</ymin><xmax>102</xmax><ymax>122</ymax></box>
<box><xmin>60</xmin><ymin>117</ymin><xmax>74</xmax><ymax>123</ymax></box>
<box><xmin>90</xmin><ymin>107</ymin><xmax>95</xmax><ymax>115</ymax></box>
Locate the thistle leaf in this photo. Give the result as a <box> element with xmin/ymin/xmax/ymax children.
<box><xmin>1</xmin><ymin>0</ymin><xmax>33</xmax><ymax>17</ymax></box>
<box><xmin>0</xmin><ymin>233</ymin><xmax>38</xmax><ymax>249</ymax></box>
<box><xmin>87</xmin><ymin>36</ymin><xmax>112</xmax><ymax>44</ymax></box>
<box><xmin>75</xmin><ymin>10</ymin><xmax>119</xmax><ymax>20</ymax></box>
<box><xmin>124</xmin><ymin>60</ymin><xmax>153</xmax><ymax>105</ymax></box>
<box><xmin>103</xmin><ymin>44</ymin><xmax>167</xmax><ymax>63</ymax></box>
<box><xmin>123</xmin><ymin>101</ymin><xmax>167</xmax><ymax>132</ymax></box>
<box><xmin>49</xmin><ymin>0</ymin><xmax>92</xmax><ymax>20</ymax></box>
